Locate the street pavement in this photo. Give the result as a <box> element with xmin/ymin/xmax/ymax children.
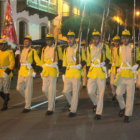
<box><xmin>0</xmin><ymin>75</ymin><xmax>140</xmax><ymax>140</ymax></box>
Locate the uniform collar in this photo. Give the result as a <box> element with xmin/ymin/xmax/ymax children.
<box><xmin>91</xmin><ymin>42</ymin><xmax>101</xmax><ymax>48</ymax></box>
<box><xmin>69</xmin><ymin>44</ymin><xmax>76</xmax><ymax>49</ymax></box>
<box><xmin>23</xmin><ymin>46</ymin><xmax>31</xmax><ymax>50</ymax></box>
<box><xmin>122</xmin><ymin>43</ymin><xmax>131</xmax><ymax>47</ymax></box>
<box><xmin>46</xmin><ymin>44</ymin><xmax>55</xmax><ymax>48</ymax></box>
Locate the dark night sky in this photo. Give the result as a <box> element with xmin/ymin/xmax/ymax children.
<box><xmin>113</xmin><ymin>0</ymin><xmax>140</xmax><ymax>8</ymax></box>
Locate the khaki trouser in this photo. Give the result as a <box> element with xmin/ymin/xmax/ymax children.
<box><xmin>63</xmin><ymin>77</ymin><xmax>81</xmax><ymax>113</ymax></box>
<box><xmin>87</xmin><ymin>78</ymin><xmax>106</xmax><ymax>115</ymax></box>
<box><xmin>42</xmin><ymin>76</ymin><xmax>57</xmax><ymax>111</ymax></box>
<box><xmin>110</xmin><ymin>73</ymin><xmax>116</xmax><ymax>96</ymax></box>
<box><xmin>82</xmin><ymin>66</ymin><xmax>87</xmax><ymax>86</ymax></box>
<box><xmin>136</xmin><ymin>72</ymin><xmax>140</xmax><ymax>89</ymax></box>
<box><xmin>116</xmin><ymin>77</ymin><xmax>135</xmax><ymax>116</ymax></box>
<box><xmin>17</xmin><ymin>76</ymin><xmax>33</xmax><ymax>109</ymax></box>
<box><xmin>0</xmin><ymin>77</ymin><xmax>11</xmax><ymax>94</ymax></box>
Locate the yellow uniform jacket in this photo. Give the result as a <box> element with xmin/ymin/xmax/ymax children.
<box><xmin>87</xmin><ymin>43</ymin><xmax>111</xmax><ymax>79</ymax></box>
<box><xmin>62</xmin><ymin>44</ymin><xmax>86</xmax><ymax>79</ymax></box>
<box><xmin>117</xmin><ymin>44</ymin><xmax>139</xmax><ymax>78</ymax></box>
<box><xmin>18</xmin><ymin>47</ymin><xmax>41</xmax><ymax>77</ymax></box>
<box><xmin>41</xmin><ymin>45</ymin><xmax>59</xmax><ymax>77</ymax></box>
<box><xmin>0</xmin><ymin>49</ymin><xmax>15</xmax><ymax>78</ymax></box>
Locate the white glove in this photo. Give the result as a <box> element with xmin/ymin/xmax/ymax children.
<box><xmin>132</xmin><ymin>64</ymin><xmax>138</xmax><ymax>72</ymax></box>
<box><xmin>102</xmin><ymin>66</ymin><xmax>107</xmax><ymax>73</ymax></box>
<box><xmin>62</xmin><ymin>74</ymin><xmax>65</xmax><ymax>82</ymax></box>
<box><xmin>117</xmin><ymin>68</ymin><xmax>120</xmax><ymax>73</ymax></box>
<box><xmin>3</xmin><ymin>72</ymin><xmax>8</xmax><ymax>78</ymax></box>
<box><xmin>15</xmin><ymin>50</ymin><xmax>20</xmax><ymax>55</ymax></box>
<box><xmin>32</xmin><ymin>72</ymin><xmax>36</xmax><ymax>78</ymax></box>
<box><xmin>76</xmin><ymin>64</ymin><xmax>82</xmax><ymax>70</ymax></box>
<box><xmin>100</xmin><ymin>62</ymin><xmax>105</xmax><ymax>67</ymax></box>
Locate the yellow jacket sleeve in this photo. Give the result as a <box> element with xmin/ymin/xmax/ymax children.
<box><xmin>32</xmin><ymin>49</ymin><xmax>41</xmax><ymax>67</ymax></box>
<box><xmin>86</xmin><ymin>46</ymin><xmax>91</xmax><ymax>66</ymax></box>
<box><xmin>105</xmin><ymin>44</ymin><xmax>111</xmax><ymax>61</ymax></box>
<box><xmin>136</xmin><ymin>47</ymin><xmax>140</xmax><ymax>61</ymax></box>
<box><xmin>57</xmin><ymin>46</ymin><xmax>63</xmax><ymax>61</ymax></box>
<box><xmin>41</xmin><ymin>48</ymin><xmax>45</xmax><ymax>65</ymax></box>
<box><xmin>9</xmin><ymin>50</ymin><xmax>15</xmax><ymax>70</ymax></box>
<box><xmin>62</xmin><ymin>48</ymin><xmax>67</xmax><ymax>67</ymax></box>
<box><xmin>81</xmin><ymin>47</ymin><xmax>86</xmax><ymax>62</ymax></box>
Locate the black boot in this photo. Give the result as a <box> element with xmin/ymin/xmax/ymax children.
<box><xmin>112</xmin><ymin>95</ymin><xmax>116</xmax><ymax>101</ymax></box>
<box><xmin>95</xmin><ymin>114</ymin><xmax>102</xmax><ymax>120</ymax></box>
<box><xmin>1</xmin><ymin>94</ymin><xmax>10</xmax><ymax>111</ymax></box>
<box><xmin>46</xmin><ymin>110</ymin><xmax>53</xmax><ymax>115</ymax></box>
<box><xmin>22</xmin><ymin>108</ymin><xmax>31</xmax><ymax>113</ymax></box>
<box><xmin>124</xmin><ymin>116</ymin><xmax>130</xmax><ymax>123</ymax></box>
<box><xmin>69</xmin><ymin>112</ymin><xmax>76</xmax><ymax>117</ymax></box>
<box><xmin>0</xmin><ymin>91</ymin><xmax>5</xmax><ymax>100</ymax></box>
<box><xmin>119</xmin><ymin>108</ymin><xmax>125</xmax><ymax>117</ymax></box>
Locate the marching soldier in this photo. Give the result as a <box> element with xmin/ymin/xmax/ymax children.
<box><xmin>115</xmin><ymin>30</ymin><xmax>140</xmax><ymax>122</ymax></box>
<box><xmin>110</xmin><ymin>35</ymin><xmax>120</xmax><ymax>101</ymax></box>
<box><xmin>87</xmin><ymin>30</ymin><xmax>111</xmax><ymax>120</ymax></box>
<box><xmin>41</xmin><ymin>33</ymin><xmax>61</xmax><ymax>115</ymax></box>
<box><xmin>16</xmin><ymin>35</ymin><xmax>41</xmax><ymax>113</ymax></box>
<box><xmin>0</xmin><ymin>38</ymin><xmax>15</xmax><ymax>111</ymax></box>
<box><xmin>62</xmin><ymin>31</ymin><xmax>86</xmax><ymax>117</ymax></box>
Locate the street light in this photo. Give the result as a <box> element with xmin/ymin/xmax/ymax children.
<box><xmin>136</xmin><ymin>10</ymin><xmax>140</xmax><ymax>36</ymax></box>
<box><xmin>136</xmin><ymin>11</ymin><xmax>140</xmax><ymax>16</ymax></box>
<box><xmin>113</xmin><ymin>16</ymin><xmax>123</xmax><ymax>35</ymax></box>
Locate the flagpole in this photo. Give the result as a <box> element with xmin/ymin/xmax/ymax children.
<box><xmin>133</xmin><ymin>0</ymin><xmax>136</xmax><ymax>63</ymax></box>
<box><xmin>76</xmin><ymin>1</ymin><xmax>86</xmax><ymax>64</ymax></box>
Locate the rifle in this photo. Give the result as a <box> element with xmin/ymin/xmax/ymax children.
<box><xmin>138</xmin><ymin>33</ymin><xmax>140</xmax><ymax>51</ymax></box>
<box><xmin>85</xmin><ymin>20</ymin><xmax>90</xmax><ymax>50</ymax></box>
<box><xmin>101</xmin><ymin>0</ymin><xmax>110</xmax><ymax>63</ymax></box>
<box><xmin>76</xmin><ymin>2</ymin><xmax>86</xmax><ymax>64</ymax></box>
<box><xmin>53</xmin><ymin>14</ymin><xmax>62</xmax><ymax>62</ymax></box>
<box><xmin>133</xmin><ymin>0</ymin><xmax>136</xmax><ymax>64</ymax></box>
<box><xmin>101</xmin><ymin>8</ymin><xmax>106</xmax><ymax>42</ymax></box>
<box><xmin>103</xmin><ymin>0</ymin><xmax>110</xmax><ymax>41</ymax></box>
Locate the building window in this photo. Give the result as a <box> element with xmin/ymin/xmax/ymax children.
<box><xmin>63</xmin><ymin>1</ymin><xmax>70</xmax><ymax>17</ymax></box>
<box><xmin>73</xmin><ymin>7</ymin><xmax>80</xmax><ymax>16</ymax></box>
<box><xmin>19</xmin><ymin>21</ymin><xmax>28</xmax><ymax>44</ymax></box>
<box><xmin>41</xmin><ymin>26</ymin><xmax>48</xmax><ymax>39</ymax></box>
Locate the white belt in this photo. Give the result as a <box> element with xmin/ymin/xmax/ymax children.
<box><xmin>68</xmin><ymin>64</ymin><xmax>81</xmax><ymax>70</ymax></box>
<box><xmin>0</xmin><ymin>66</ymin><xmax>9</xmax><ymax>69</ymax></box>
<box><xmin>42</xmin><ymin>62</ymin><xmax>59</xmax><ymax>77</ymax></box>
<box><xmin>91</xmin><ymin>64</ymin><xmax>101</xmax><ymax>68</ymax></box>
<box><xmin>120</xmin><ymin>67</ymin><xmax>131</xmax><ymax>70</ymax></box>
<box><xmin>119</xmin><ymin>63</ymin><xmax>139</xmax><ymax>83</ymax></box>
<box><xmin>43</xmin><ymin>62</ymin><xmax>58</xmax><ymax>68</ymax></box>
<box><xmin>91</xmin><ymin>63</ymin><xmax>107</xmax><ymax>78</ymax></box>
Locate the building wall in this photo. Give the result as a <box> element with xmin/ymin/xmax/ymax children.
<box><xmin>12</xmin><ymin>0</ymin><xmax>49</xmax><ymax>42</ymax></box>
<box><xmin>0</xmin><ymin>0</ymin><xmax>6</xmax><ymax>37</ymax></box>
<box><xmin>1</xmin><ymin>0</ymin><xmax>49</xmax><ymax>43</ymax></box>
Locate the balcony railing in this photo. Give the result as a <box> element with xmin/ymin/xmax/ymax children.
<box><xmin>62</xmin><ymin>12</ymin><xmax>80</xmax><ymax>17</ymax></box>
<box><xmin>26</xmin><ymin>0</ymin><xmax>57</xmax><ymax>15</ymax></box>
